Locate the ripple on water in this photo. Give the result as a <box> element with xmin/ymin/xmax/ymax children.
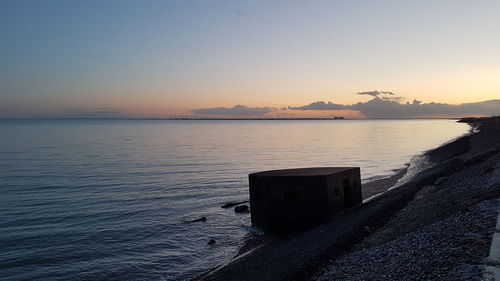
<box><xmin>0</xmin><ymin>119</ymin><xmax>469</xmax><ymax>280</ymax></box>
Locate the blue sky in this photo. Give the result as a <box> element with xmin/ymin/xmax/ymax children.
<box><xmin>1</xmin><ymin>0</ymin><xmax>499</xmax><ymax>117</ymax></box>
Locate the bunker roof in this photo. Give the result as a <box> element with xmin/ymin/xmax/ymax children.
<box><xmin>250</xmin><ymin>167</ymin><xmax>358</xmax><ymax>177</ymax></box>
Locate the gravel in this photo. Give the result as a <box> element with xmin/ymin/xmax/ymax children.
<box><xmin>314</xmin><ymin>199</ymin><xmax>498</xmax><ymax>281</ymax></box>
<box><xmin>314</xmin><ymin>127</ymin><xmax>500</xmax><ymax>281</ymax></box>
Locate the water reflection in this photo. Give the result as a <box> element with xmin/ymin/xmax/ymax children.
<box><xmin>0</xmin><ymin>119</ymin><xmax>469</xmax><ymax>280</ymax></box>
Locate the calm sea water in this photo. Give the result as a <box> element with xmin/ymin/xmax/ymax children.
<box><xmin>0</xmin><ymin>119</ymin><xmax>469</xmax><ymax>281</ymax></box>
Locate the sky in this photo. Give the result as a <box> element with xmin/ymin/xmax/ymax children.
<box><xmin>0</xmin><ymin>0</ymin><xmax>499</xmax><ymax>118</ymax></box>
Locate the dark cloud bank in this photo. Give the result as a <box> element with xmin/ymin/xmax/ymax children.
<box><xmin>290</xmin><ymin>97</ymin><xmax>500</xmax><ymax>118</ymax></box>
<box><xmin>193</xmin><ymin>91</ymin><xmax>500</xmax><ymax>118</ymax></box>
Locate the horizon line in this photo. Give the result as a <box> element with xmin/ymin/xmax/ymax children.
<box><xmin>0</xmin><ymin>117</ymin><xmax>470</xmax><ymax>121</ymax></box>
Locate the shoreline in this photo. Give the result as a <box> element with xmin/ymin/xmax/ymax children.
<box><xmin>233</xmin><ymin>166</ymin><xmax>409</xmax><ymax>258</ymax></box>
<box><xmin>195</xmin><ymin>116</ymin><xmax>500</xmax><ymax>281</ymax></box>
<box><xmin>192</xmin><ymin>168</ymin><xmax>410</xmax><ymax>281</ymax></box>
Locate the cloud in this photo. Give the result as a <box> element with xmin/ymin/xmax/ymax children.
<box><xmin>54</xmin><ymin>109</ymin><xmax>125</xmax><ymax>118</ymax></box>
<box><xmin>353</xmin><ymin>98</ymin><xmax>500</xmax><ymax>118</ymax></box>
<box><xmin>192</xmin><ymin>105</ymin><xmax>275</xmax><ymax>116</ymax></box>
<box><xmin>381</xmin><ymin>96</ymin><xmax>405</xmax><ymax>102</ymax></box>
<box><xmin>189</xmin><ymin>91</ymin><xmax>500</xmax><ymax>119</ymax></box>
<box><xmin>288</xmin><ymin>101</ymin><xmax>346</xmax><ymax>110</ymax></box>
<box><xmin>231</xmin><ymin>8</ymin><xmax>247</xmax><ymax>17</ymax></box>
<box><xmin>357</xmin><ymin>90</ymin><xmax>395</xmax><ymax>98</ymax></box>
<box><xmin>291</xmin><ymin>97</ymin><xmax>500</xmax><ymax>118</ymax></box>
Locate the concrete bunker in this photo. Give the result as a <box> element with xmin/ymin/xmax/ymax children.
<box><xmin>249</xmin><ymin>167</ymin><xmax>362</xmax><ymax>234</ymax></box>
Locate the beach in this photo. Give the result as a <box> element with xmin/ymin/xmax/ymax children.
<box><xmin>197</xmin><ymin>117</ymin><xmax>500</xmax><ymax>281</ymax></box>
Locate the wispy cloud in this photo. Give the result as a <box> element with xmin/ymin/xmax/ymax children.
<box><xmin>0</xmin><ymin>106</ymin><xmax>129</xmax><ymax>119</ymax></box>
<box><xmin>357</xmin><ymin>90</ymin><xmax>394</xmax><ymax>98</ymax></box>
<box><xmin>53</xmin><ymin>109</ymin><xmax>125</xmax><ymax>118</ymax></box>
<box><xmin>231</xmin><ymin>8</ymin><xmax>247</xmax><ymax>18</ymax></box>
<box><xmin>192</xmin><ymin>105</ymin><xmax>275</xmax><ymax>116</ymax></box>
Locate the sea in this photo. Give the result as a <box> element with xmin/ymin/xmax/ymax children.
<box><xmin>0</xmin><ymin>119</ymin><xmax>469</xmax><ymax>281</ymax></box>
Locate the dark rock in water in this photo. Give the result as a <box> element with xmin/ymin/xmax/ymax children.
<box><xmin>186</xmin><ymin>216</ymin><xmax>207</xmax><ymax>223</ymax></box>
<box><xmin>234</xmin><ymin>205</ymin><xmax>249</xmax><ymax>213</ymax></box>
<box><xmin>221</xmin><ymin>200</ymin><xmax>249</xmax><ymax>208</ymax></box>
<box><xmin>208</xmin><ymin>239</ymin><xmax>216</xmax><ymax>245</ymax></box>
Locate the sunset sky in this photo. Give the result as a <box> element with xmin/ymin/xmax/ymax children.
<box><xmin>1</xmin><ymin>0</ymin><xmax>499</xmax><ymax>118</ymax></box>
